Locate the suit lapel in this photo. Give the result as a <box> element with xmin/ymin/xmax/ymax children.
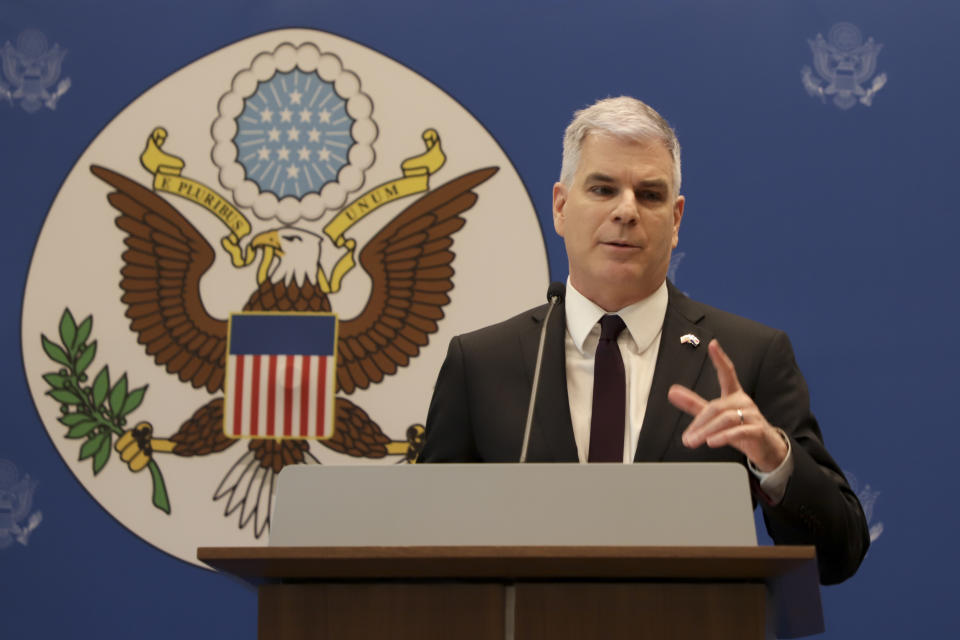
<box><xmin>519</xmin><ymin>301</ymin><xmax>578</xmax><ymax>462</ymax></box>
<box><xmin>633</xmin><ymin>283</ymin><xmax>713</xmax><ymax>462</ymax></box>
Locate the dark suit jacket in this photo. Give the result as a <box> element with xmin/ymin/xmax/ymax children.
<box><xmin>421</xmin><ymin>282</ymin><xmax>869</xmax><ymax>584</ymax></box>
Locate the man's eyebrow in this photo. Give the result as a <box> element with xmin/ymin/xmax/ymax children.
<box><xmin>583</xmin><ymin>173</ymin><xmax>669</xmax><ymax>190</ymax></box>
<box><xmin>635</xmin><ymin>178</ymin><xmax>669</xmax><ymax>190</ymax></box>
<box><xmin>583</xmin><ymin>172</ymin><xmax>616</xmax><ymax>184</ymax></box>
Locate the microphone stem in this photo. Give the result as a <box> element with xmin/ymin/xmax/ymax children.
<box><xmin>519</xmin><ymin>296</ymin><xmax>559</xmax><ymax>463</ymax></box>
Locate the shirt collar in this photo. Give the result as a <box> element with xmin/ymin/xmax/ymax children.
<box><xmin>564</xmin><ymin>278</ymin><xmax>669</xmax><ymax>355</ymax></box>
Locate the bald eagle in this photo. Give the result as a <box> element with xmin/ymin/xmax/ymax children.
<box><xmin>91</xmin><ymin>164</ymin><xmax>497</xmax><ymax>536</ymax></box>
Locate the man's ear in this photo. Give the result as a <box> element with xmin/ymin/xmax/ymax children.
<box><xmin>553</xmin><ymin>182</ymin><xmax>567</xmax><ymax>236</ymax></box>
<box><xmin>671</xmin><ymin>195</ymin><xmax>685</xmax><ymax>248</ymax></box>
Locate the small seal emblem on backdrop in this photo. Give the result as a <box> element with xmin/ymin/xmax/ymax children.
<box><xmin>0</xmin><ymin>459</ymin><xmax>43</xmax><ymax>549</ymax></box>
<box><xmin>802</xmin><ymin>22</ymin><xmax>886</xmax><ymax>110</ymax></box>
<box><xmin>0</xmin><ymin>29</ymin><xmax>71</xmax><ymax>113</ymax></box>
<box><xmin>845</xmin><ymin>471</ymin><xmax>884</xmax><ymax>544</ymax></box>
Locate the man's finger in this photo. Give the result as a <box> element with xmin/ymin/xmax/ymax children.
<box><xmin>667</xmin><ymin>384</ymin><xmax>707</xmax><ymax>415</ymax></box>
<box><xmin>682</xmin><ymin>405</ymin><xmax>746</xmax><ymax>448</ymax></box>
<box><xmin>704</xmin><ymin>424</ymin><xmax>752</xmax><ymax>449</ymax></box>
<box><xmin>671</xmin><ymin>385</ymin><xmax>733</xmax><ymax>439</ymax></box>
<box><xmin>709</xmin><ymin>339</ymin><xmax>742</xmax><ymax>396</ymax></box>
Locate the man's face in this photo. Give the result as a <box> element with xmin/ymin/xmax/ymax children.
<box><xmin>553</xmin><ymin>133</ymin><xmax>684</xmax><ymax>311</ymax></box>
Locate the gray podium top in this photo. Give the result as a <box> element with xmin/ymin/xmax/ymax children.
<box><xmin>270</xmin><ymin>462</ymin><xmax>758</xmax><ymax>547</ymax></box>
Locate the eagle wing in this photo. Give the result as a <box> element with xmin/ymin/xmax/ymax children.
<box><xmin>336</xmin><ymin>167</ymin><xmax>498</xmax><ymax>393</ymax></box>
<box><xmin>91</xmin><ymin>165</ymin><xmax>227</xmax><ymax>393</ymax></box>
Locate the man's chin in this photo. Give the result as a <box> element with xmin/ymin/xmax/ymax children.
<box><xmin>574</xmin><ymin>269</ymin><xmax>662</xmax><ymax>309</ymax></box>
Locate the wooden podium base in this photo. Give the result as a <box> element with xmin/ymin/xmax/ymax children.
<box><xmin>257</xmin><ymin>581</ymin><xmax>767</xmax><ymax>639</ymax></box>
<box><xmin>200</xmin><ymin>546</ymin><xmax>821</xmax><ymax>639</ymax></box>
<box><xmin>516</xmin><ymin>582</ymin><xmax>766</xmax><ymax>639</ymax></box>
<box><xmin>260</xmin><ymin>583</ymin><xmax>505</xmax><ymax>640</ymax></box>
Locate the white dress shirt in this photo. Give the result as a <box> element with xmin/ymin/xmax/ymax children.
<box><xmin>562</xmin><ymin>278</ymin><xmax>792</xmax><ymax>502</ymax></box>
<box><xmin>564</xmin><ymin>278</ymin><xmax>667</xmax><ymax>464</ymax></box>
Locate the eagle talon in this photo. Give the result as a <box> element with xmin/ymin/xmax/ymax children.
<box><xmin>405</xmin><ymin>424</ymin><xmax>426</xmax><ymax>463</ymax></box>
<box><xmin>115</xmin><ymin>421</ymin><xmax>176</xmax><ymax>472</ymax></box>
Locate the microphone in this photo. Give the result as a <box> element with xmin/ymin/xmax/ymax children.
<box><xmin>519</xmin><ymin>282</ymin><xmax>565</xmax><ymax>462</ymax></box>
<box><xmin>545</xmin><ymin>281</ymin><xmax>564</xmax><ymax>304</ymax></box>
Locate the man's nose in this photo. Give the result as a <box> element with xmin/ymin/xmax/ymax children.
<box><xmin>610</xmin><ymin>192</ymin><xmax>640</xmax><ymax>224</ymax></box>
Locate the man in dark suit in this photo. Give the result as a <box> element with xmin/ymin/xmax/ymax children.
<box><xmin>420</xmin><ymin>96</ymin><xmax>868</xmax><ymax>585</ymax></box>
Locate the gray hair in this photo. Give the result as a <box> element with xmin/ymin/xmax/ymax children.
<box><xmin>559</xmin><ymin>96</ymin><xmax>682</xmax><ymax>195</ymax></box>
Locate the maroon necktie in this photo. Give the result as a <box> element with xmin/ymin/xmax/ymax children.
<box><xmin>588</xmin><ymin>314</ymin><xmax>626</xmax><ymax>462</ymax></box>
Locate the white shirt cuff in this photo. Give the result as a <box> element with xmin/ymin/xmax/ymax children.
<box><xmin>748</xmin><ymin>428</ymin><xmax>793</xmax><ymax>505</ymax></box>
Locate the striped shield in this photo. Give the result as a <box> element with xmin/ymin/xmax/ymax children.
<box><xmin>224</xmin><ymin>313</ymin><xmax>338</xmax><ymax>439</ymax></box>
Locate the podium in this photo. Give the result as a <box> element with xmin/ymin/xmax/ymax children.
<box><xmin>198</xmin><ymin>544</ymin><xmax>820</xmax><ymax>639</ymax></box>
<box><xmin>198</xmin><ymin>464</ymin><xmax>824</xmax><ymax>639</ymax></box>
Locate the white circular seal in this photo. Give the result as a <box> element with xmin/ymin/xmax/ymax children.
<box><xmin>22</xmin><ymin>29</ymin><xmax>548</xmax><ymax>567</ymax></box>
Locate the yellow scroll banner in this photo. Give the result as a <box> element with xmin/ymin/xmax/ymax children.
<box><xmin>324</xmin><ymin>128</ymin><xmax>446</xmax><ymax>245</ymax></box>
<box><xmin>140</xmin><ymin>127</ymin><xmax>255</xmax><ymax>267</ymax></box>
<box><xmin>151</xmin><ymin>174</ymin><xmax>251</xmax><ymax>238</ymax></box>
<box><xmin>320</xmin><ymin>129</ymin><xmax>445</xmax><ymax>293</ymax></box>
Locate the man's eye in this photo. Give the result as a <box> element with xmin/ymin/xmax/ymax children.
<box><xmin>588</xmin><ymin>185</ymin><xmax>614</xmax><ymax>196</ymax></box>
<box><xmin>638</xmin><ymin>190</ymin><xmax>665</xmax><ymax>202</ymax></box>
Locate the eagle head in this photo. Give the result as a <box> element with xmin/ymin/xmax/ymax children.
<box><xmin>250</xmin><ymin>227</ymin><xmax>323</xmax><ymax>286</ymax></box>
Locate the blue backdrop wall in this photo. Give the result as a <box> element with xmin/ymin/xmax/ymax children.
<box><xmin>3</xmin><ymin>0</ymin><xmax>957</xmax><ymax>637</ymax></box>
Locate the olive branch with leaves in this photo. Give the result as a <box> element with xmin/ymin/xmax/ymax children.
<box><xmin>41</xmin><ymin>308</ymin><xmax>170</xmax><ymax>513</ymax></box>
